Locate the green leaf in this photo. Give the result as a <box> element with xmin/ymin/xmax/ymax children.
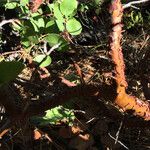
<box><xmin>31</xmin><ymin>12</ymin><xmax>40</xmax><ymax>18</ymax></box>
<box><xmin>5</xmin><ymin>2</ymin><xmax>18</xmax><ymax>9</ymax></box>
<box><xmin>44</xmin><ymin>34</ymin><xmax>68</xmax><ymax>51</ymax></box>
<box><xmin>44</xmin><ymin>33</ymin><xmax>63</xmax><ymax>46</ymax></box>
<box><xmin>30</xmin><ymin>106</ymin><xmax>75</xmax><ymax>126</ymax></box>
<box><xmin>78</xmin><ymin>3</ymin><xmax>89</xmax><ymax>12</ymax></box>
<box><xmin>28</xmin><ymin>35</ymin><xmax>39</xmax><ymax>44</ymax></box>
<box><xmin>20</xmin><ymin>0</ymin><xmax>29</xmax><ymax>6</ymax></box>
<box><xmin>94</xmin><ymin>0</ymin><xmax>101</xmax><ymax>5</ymax></box>
<box><xmin>33</xmin><ymin>17</ymin><xmax>45</xmax><ymax>28</ymax></box>
<box><xmin>55</xmin><ymin>20</ymin><xmax>65</xmax><ymax>31</ymax></box>
<box><xmin>46</xmin><ymin>20</ymin><xmax>55</xmax><ymax>28</ymax></box>
<box><xmin>66</xmin><ymin>18</ymin><xmax>82</xmax><ymax>35</ymax></box>
<box><xmin>12</xmin><ymin>21</ymin><xmax>22</xmax><ymax>31</ymax></box>
<box><xmin>21</xmin><ymin>35</ymin><xmax>39</xmax><ymax>48</ymax></box>
<box><xmin>0</xmin><ymin>61</ymin><xmax>24</xmax><ymax>84</ymax></box>
<box><xmin>45</xmin><ymin>20</ymin><xmax>59</xmax><ymax>33</ymax></box>
<box><xmin>20</xmin><ymin>5</ymin><xmax>30</xmax><ymax>15</ymax></box>
<box><xmin>47</xmin><ymin>3</ymin><xmax>54</xmax><ymax>12</ymax></box>
<box><xmin>30</xmin><ymin>18</ymin><xmax>40</xmax><ymax>32</ymax></box>
<box><xmin>22</xmin><ymin>20</ymin><xmax>37</xmax><ymax>36</ymax></box>
<box><xmin>135</xmin><ymin>15</ymin><xmax>139</xmax><ymax>23</ymax></box>
<box><xmin>21</xmin><ymin>39</ymin><xmax>31</xmax><ymax>47</ymax></box>
<box><xmin>33</xmin><ymin>55</ymin><xmax>52</xmax><ymax>67</ymax></box>
<box><xmin>29</xmin><ymin>12</ymin><xmax>45</xmax><ymax>31</ymax></box>
<box><xmin>31</xmin><ymin>9</ymin><xmax>43</xmax><ymax>17</ymax></box>
<box><xmin>60</xmin><ymin>0</ymin><xmax>78</xmax><ymax>17</ymax></box>
<box><xmin>53</xmin><ymin>3</ymin><xmax>64</xmax><ymax>21</ymax></box>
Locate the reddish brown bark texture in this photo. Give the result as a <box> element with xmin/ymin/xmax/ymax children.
<box><xmin>29</xmin><ymin>0</ymin><xmax>43</xmax><ymax>12</ymax></box>
<box><xmin>110</xmin><ymin>0</ymin><xmax>150</xmax><ymax>120</ymax></box>
<box><xmin>1</xmin><ymin>0</ymin><xmax>150</xmax><ymax>132</ymax></box>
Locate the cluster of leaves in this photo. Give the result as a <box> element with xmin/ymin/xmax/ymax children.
<box><xmin>3</xmin><ymin>0</ymin><xmax>82</xmax><ymax>67</ymax></box>
<box><xmin>124</xmin><ymin>10</ymin><xmax>143</xmax><ymax>29</ymax></box>
<box><xmin>31</xmin><ymin>106</ymin><xmax>75</xmax><ymax>126</ymax></box>
<box><xmin>0</xmin><ymin>0</ymin><xmax>82</xmax><ymax>83</ymax></box>
<box><xmin>0</xmin><ymin>0</ymin><xmax>83</xmax><ymax>125</ymax></box>
<box><xmin>78</xmin><ymin>0</ymin><xmax>104</xmax><ymax>15</ymax></box>
<box><xmin>124</xmin><ymin>9</ymin><xmax>150</xmax><ymax>30</ymax></box>
<box><xmin>0</xmin><ymin>0</ymin><xmax>105</xmax><ymax>86</ymax></box>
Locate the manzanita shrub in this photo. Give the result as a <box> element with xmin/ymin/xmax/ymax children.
<box><xmin>1</xmin><ymin>0</ymin><xmax>82</xmax><ymax>68</ymax></box>
<box><xmin>0</xmin><ymin>0</ymin><xmax>82</xmax><ymax>125</ymax></box>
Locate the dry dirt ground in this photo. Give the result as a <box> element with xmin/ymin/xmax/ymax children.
<box><xmin>0</xmin><ymin>7</ymin><xmax>150</xmax><ymax>150</ymax></box>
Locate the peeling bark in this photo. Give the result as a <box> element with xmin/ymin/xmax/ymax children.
<box><xmin>110</xmin><ymin>0</ymin><xmax>150</xmax><ymax>120</ymax></box>
<box><xmin>29</xmin><ymin>0</ymin><xmax>43</xmax><ymax>12</ymax></box>
<box><xmin>1</xmin><ymin>0</ymin><xmax>150</xmax><ymax>132</ymax></box>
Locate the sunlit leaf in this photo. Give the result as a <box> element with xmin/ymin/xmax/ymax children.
<box><xmin>47</xmin><ymin>3</ymin><xmax>54</xmax><ymax>12</ymax></box>
<box><xmin>12</xmin><ymin>21</ymin><xmax>22</xmax><ymax>31</ymax></box>
<box><xmin>33</xmin><ymin>54</ymin><xmax>52</xmax><ymax>67</ymax></box>
<box><xmin>66</xmin><ymin>18</ymin><xmax>82</xmax><ymax>35</ymax></box>
<box><xmin>20</xmin><ymin>0</ymin><xmax>29</xmax><ymax>6</ymax></box>
<box><xmin>30</xmin><ymin>18</ymin><xmax>39</xmax><ymax>32</ymax></box>
<box><xmin>5</xmin><ymin>2</ymin><xmax>18</xmax><ymax>9</ymax></box>
<box><xmin>55</xmin><ymin>20</ymin><xmax>65</xmax><ymax>31</ymax></box>
<box><xmin>54</xmin><ymin>3</ymin><xmax>64</xmax><ymax>21</ymax></box>
<box><xmin>60</xmin><ymin>0</ymin><xmax>78</xmax><ymax>17</ymax></box>
<box><xmin>21</xmin><ymin>39</ymin><xmax>31</xmax><ymax>47</ymax></box>
<box><xmin>31</xmin><ymin>106</ymin><xmax>75</xmax><ymax>126</ymax></box>
<box><xmin>44</xmin><ymin>33</ymin><xmax>68</xmax><ymax>51</ymax></box>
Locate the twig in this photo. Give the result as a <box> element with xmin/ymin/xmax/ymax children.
<box><xmin>5</xmin><ymin>129</ymin><xmax>22</xmax><ymax>142</ymax></box>
<box><xmin>34</xmin><ymin>128</ymin><xmax>65</xmax><ymax>150</ymax></box>
<box><xmin>0</xmin><ymin>119</ymin><xmax>11</xmax><ymax>137</ymax></box>
<box><xmin>130</xmin><ymin>5</ymin><xmax>140</xmax><ymax>9</ymax></box>
<box><xmin>60</xmin><ymin>77</ymin><xmax>77</xmax><ymax>87</ymax></box>
<box><xmin>0</xmin><ymin>19</ymin><xmax>19</xmax><ymax>28</ymax></box>
<box><xmin>47</xmin><ymin>43</ymin><xmax>61</xmax><ymax>55</ymax></box>
<box><xmin>73</xmin><ymin>110</ymin><xmax>86</xmax><ymax>114</ymax></box>
<box><xmin>115</xmin><ymin>119</ymin><xmax>123</xmax><ymax>144</ymax></box>
<box><xmin>1</xmin><ymin>50</ymin><xmax>23</xmax><ymax>56</ymax></box>
<box><xmin>86</xmin><ymin>117</ymin><xmax>97</xmax><ymax>124</ymax></box>
<box><xmin>43</xmin><ymin>41</ymin><xmax>47</xmax><ymax>53</ymax></box>
<box><xmin>108</xmin><ymin>133</ymin><xmax>129</xmax><ymax>150</ymax></box>
<box><xmin>123</xmin><ymin>0</ymin><xmax>150</xmax><ymax>9</ymax></box>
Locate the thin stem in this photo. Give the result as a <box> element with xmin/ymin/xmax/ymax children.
<box><xmin>123</xmin><ymin>0</ymin><xmax>150</xmax><ymax>9</ymax></box>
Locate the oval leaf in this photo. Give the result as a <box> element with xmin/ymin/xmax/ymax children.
<box><xmin>54</xmin><ymin>3</ymin><xmax>64</xmax><ymax>21</ymax></box>
<box><xmin>45</xmin><ymin>20</ymin><xmax>59</xmax><ymax>33</ymax></box>
<box><xmin>0</xmin><ymin>61</ymin><xmax>24</xmax><ymax>84</ymax></box>
<box><xmin>55</xmin><ymin>20</ymin><xmax>65</xmax><ymax>31</ymax></box>
<box><xmin>44</xmin><ymin>34</ymin><xmax>68</xmax><ymax>51</ymax></box>
<box><xmin>5</xmin><ymin>2</ymin><xmax>18</xmax><ymax>9</ymax></box>
<box><xmin>66</xmin><ymin>18</ymin><xmax>82</xmax><ymax>35</ymax></box>
<box><xmin>33</xmin><ymin>54</ymin><xmax>52</xmax><ymax>67</ymax></box>
<box><xmin>20</xmin><ymin>0</ymin><xmax>29</xmax><ymax>6</ymax></box>
<box><xmin>60</xmin><ymin>0</ymin><xmax>78</xmax><ymax>17</ymax></box>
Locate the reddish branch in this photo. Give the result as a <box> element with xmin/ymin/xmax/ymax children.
<box><xmin>1</xmin><ymin>82</ymin><xmax>150</xmax><ymax>129</ymax></box>
<box><xmin>109</xmin><ymin>0</ymin><xmax>150</xmax><ymax>120</ymax></box>
<box><xmin>29</xmin><ymin>0</ymin><xmax>43</xmax><ymax>12</ymax></box>
<box><xmin>1</xmin><ymin>0</ymin><xmax>150</xmax><ymax>134</ymax></box>
<box><xmin>109</xmin><ymin>0</ymin><xmax>127</xmax><ymax>94</ymax></box>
